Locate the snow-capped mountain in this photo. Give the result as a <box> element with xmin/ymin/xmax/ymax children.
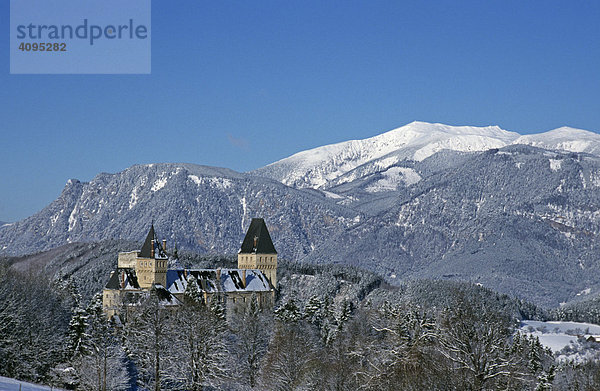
<box><xmin>515</xmin><ymin>127</ymin><xmax>600</xmax><ymax>156</ymax></box>
<box><xmin>253</xmin><ymin>121</ymin><xmax>520</xmax><ymax>189</ymax></box>
<box><xmin>305</xmin><ymin>144</ymin><xmax>600</xmax><ymax>306</ymax></box>
<box><xmin>252</xmin><ymin>121</ymin><xmax>600</xmax><ymax>190</ymax></box>
<box><xmin>2</xmin><ymin>121</ymin><xmax>600</xmax><ymax>306</ymax></box>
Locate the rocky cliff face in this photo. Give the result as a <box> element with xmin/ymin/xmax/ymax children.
<box><xmin>0</xmin><ymin>163</ymin><xmax>359</xmax><ymax>260</ymax></box>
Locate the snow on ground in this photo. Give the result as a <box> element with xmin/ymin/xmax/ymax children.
<box><xmin>520</xmin><ymin>320</ymin><xmax>600</xmax><ymax>361</ymax></box>
<box><xmin>322</xmin><ymin>190</ymin><xmax>344</xmax><ymax>199</ymax></box>
<box><xmin>577</xmin><ymin>288</ymin><xmax>592</xmax><ymax>296</ymax></box>
<box><xmin>0</xmin><ymin>376</ymin><xmax>65</xmax><ymax>391</ymax></box>
<box><xmin>521</xmin><ymin>320</ymin><xmax>600</xmax><ymax>337</ymax></box>
<box><xmin>188</xmin><ymin>174</ymin><xmax>233</xmax><ymax>189</ymax></box>
<box><xmin>412</xmin><ymin>134</ymin><xmax>509</xmax><ymax>161</ymax></box>
<box><xmin>151</xmin><ymin>176</ymin><xmax>168</xmax><ymax>192</ymax></box>
<box><xmin>129</xmin><ymin>186</ymin><xmax>139</xmax><ymax>210</ymax></box>
<box><xmin>549</xmin><ymin>159</ymin><xmax>562</xmax><ymax>171</ymax></box>
<box><xmin>365</xmin><ymin>167</ymin><xmax>422</xmax><ymax>192</ymax></box>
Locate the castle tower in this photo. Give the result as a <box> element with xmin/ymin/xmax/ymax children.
<box><xmin>238</xmin><ymin>218</ymin><xmax>278</xmax><ymax>288</ymax></box>
<box><xmin>135</xmin><ymin>224</ymin><xmax>168</xmax><ymax>289</ymax></box>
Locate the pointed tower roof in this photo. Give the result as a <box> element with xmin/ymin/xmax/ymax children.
<box><xmin>139</xmin><ymin>224</ymin><xmax>167</xmax><ymax>258</ymax></box>
<box><xmin>139</xmin><ymin>224</ymin><xmax>155</xmax><ymax>258</ymax></box>
<box><xmin>240</xmin><ymin>218</ymin><xmax>277</xmax><ymax>254</ymax></box>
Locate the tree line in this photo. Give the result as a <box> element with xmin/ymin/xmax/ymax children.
<box><xmin>2</xmin><ymin>262</ymin><xmax>600</xmax><ymax>390</ymax></box>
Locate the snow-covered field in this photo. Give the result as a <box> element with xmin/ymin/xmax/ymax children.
<box><xmin>0</xmin><ymin>376</ymin><xmax>64</xmax><ymax>391</ymax></box>
<box><xmin>520</xmin><ymin>320</ymin><xmax>600</xmax><ymax>361</ymax></box>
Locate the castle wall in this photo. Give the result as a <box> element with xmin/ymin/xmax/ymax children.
<box><xmin>102</xmin><ymin>289</ymin><xmax>122</xmax><ymax>319</ymax></box>
<box><xmin>117</xmin><ymin>251</ymin><xmax>138</xmax><ymax>268</ymax></box>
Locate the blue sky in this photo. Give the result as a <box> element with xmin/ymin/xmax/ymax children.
<box><xmin>1</xmin><ymin>0</ymin><xmax>599</xmax><ymax>222</ymax></box>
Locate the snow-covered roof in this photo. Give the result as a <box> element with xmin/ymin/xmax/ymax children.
<box><xmin>119</xmin><ymin>284</ymin><xmax>182</xmax><ymax>308</ymax></box>
<box><xmin>104</xmin><ymin>268</ymin><xmax>141</xmax><ymax>290</ymax></box>
<box><xmin>167</xmin><ymin>268</ymin><xmax>272</xmax><ymax>295</ymax></box>
<box><xmin>154</xmin><ymin>284</ymin><xmax>182</xmax><ymax>306</ymax></box>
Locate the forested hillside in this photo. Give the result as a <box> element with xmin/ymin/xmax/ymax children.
<box><xmin>2</xmin><ymin>243</ymin><xmax>600</xmax><ymax>390</ymax></box>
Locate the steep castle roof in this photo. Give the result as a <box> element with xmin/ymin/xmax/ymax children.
<box><xmin>239</xmin><ymin>218</ymin><xmax>277</xmax><ymax>254</ymax></box>
<box><xmin>139</xmin><ymin>224</ymin><xmax>167</xmax><ymax>258</ymax></box>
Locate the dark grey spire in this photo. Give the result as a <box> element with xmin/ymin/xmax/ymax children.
<box><xmin>240</xmin><ymin>218</ymin><xmax>277</xmax><ymax>254</ymax></box>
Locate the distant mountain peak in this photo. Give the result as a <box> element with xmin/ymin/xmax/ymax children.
<box><xmin>253</xmin><ymin>121</ymin><xmax>600</xmax><ymax>189</ymax></box>
<box><xmin>515</xmin><ymin>126</ymin><xmax>600</xmax><ymax>155</ymax></box>
<box><xmin>253</xmin><ymin>121</ymin><xmax>520</xmax><ymax>188</ymax></box>
<box><xmin>541</xmin><ymin>126</ymin><xmax>599</xmax><ymax>139</ymax></box>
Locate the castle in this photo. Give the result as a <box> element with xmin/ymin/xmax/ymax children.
<box><xmin>102</xmin><ymin>218</ymin><xmax>278</xmax><ymax>319</ymax></box>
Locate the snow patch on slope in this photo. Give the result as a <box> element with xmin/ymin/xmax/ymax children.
<box><xmin>322</xmin><ymin>190</ymin><xmax>344</xmax><ymax>199</ymax></box>
<box><xmin>151</xmin><ymin>176</ymin><xmax>168</xmax><ymax>192</ymax></box>
<box><xmin>549</xmin><ymin>159</ymin><xmax>562</xmax><ymax>171</ymax></box>
<box><xmin>413</xmin><ymin>134</ymin><xmax>509</xmax><ymax>161</ymax></box>
<box><xmin>188</xmin><ymin>175</ymin><xmax>233</xmax><ymax>189</ymax></box>
<box><xmin>129</xmin><ymin>187</ymin><xmax>139</xmax><ymax>210</ymax></box>
<box><xmin>365</xmin><ymin>167</ymin><xmax>421</xmax><ymax>193</ymax></box>
<box><xmin>68</xmin><ymin>205</ymin><xmax>78</xmax><ymax>231</ymax></box>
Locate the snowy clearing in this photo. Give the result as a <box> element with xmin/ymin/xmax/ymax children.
<box><xmin>365</xmin><ymin>167</ymin><xmax>421</xmax><ymax>192</ymax></box>
<box><xmin>0</xmin><ymin>376</ymin><xmax>65</xmax><ymax>391</ymax></box>
<box><xmin>520</xmin><ymin>320</ymin><xmax>600</xmax><ymax>361</ymax></box>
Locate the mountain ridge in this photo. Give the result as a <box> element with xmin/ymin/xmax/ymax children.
<box><xmin>252</xmin><ymin>121</ymin><xmax>600</xmax><ymax>190</ymax></box>
<box><xmin>3</xmin><ymin>121</ymin><xmax>600</xmax><ymax>307</ymax></box>
<box><xmin>0</xmin><ymin>162</ymin><xmax>360</xmax><ymax>258</ymax></box>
